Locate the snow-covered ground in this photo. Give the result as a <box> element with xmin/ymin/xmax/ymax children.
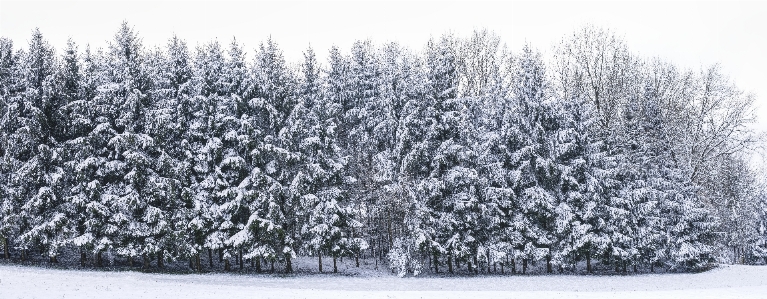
<box><xmin>1</xmin><ymin>264</ymin><xmax>767</xmax><ymax>299</ymax></box>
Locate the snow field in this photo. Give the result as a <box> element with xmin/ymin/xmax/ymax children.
<box><xmin>1</xmin><ymin>264</ymin><xmax>767</xmax><ymax>299</ymax></box>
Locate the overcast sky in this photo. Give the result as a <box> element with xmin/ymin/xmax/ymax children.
<box><xmin>1</xmin><ymin>1</ymin><xmax>766</xmax><ymax>131</ymax></box>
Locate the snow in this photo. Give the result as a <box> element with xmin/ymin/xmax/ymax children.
<box><xmin>1</xmin><ymin>264</ymin><xmax>766</xmax><ymax>298</ymax></box>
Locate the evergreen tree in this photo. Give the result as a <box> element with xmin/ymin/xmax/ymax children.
<box><xmin>11</xmin><ymin>29</ymin><xmax>69</xmax><ymax>262</ymax></box>
<box><xmin>0</xmin><ymin>37</ymin><xmax>22</xmax><ymax>259</ymax></box>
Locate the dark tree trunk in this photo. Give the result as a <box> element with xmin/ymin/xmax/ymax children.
<box><xmin>3</xmin><ymin>237</ymin><xmax>9</xmax><ymax>259</ymax></box>
<box><xmin>80</xmin><ymin>250</ymin><xmax>86</xmax><ymax>267</ymax></box>
<box><xmin>129</xmin><ymin>255</ymin><xmax>134</xmax><ymax>267</ymax></box>
<box><xmin>256</xmin><ymin>257</ymin><xmax>262</xmax><ymax>273</ymax></box>
<box><xmin>319</xmin><ymin>253</ymin><xmax>323</xmax><ymax>273</ymax></box>
<box><xmin>196</xmin><ymin>253</ymin><xmax>202</xmax><ymax>272</ymax></box>
<box><xmin>356</xmin><ymin>254</ymin><xmax>359</xmax><ymax>268</ymax></box>
<box><xmin>286</xmin><ymin>255</ymin><xmax>292</xmax><ymax>273</ymax></box>
<box><xmin>218</xmin><ymin>249</ymin><xmax>223</xmax><ymax>262</ymax></box>
<box><xmin>456</xmin><ymin>256</ymin><xmax>461</xmax><ymax>271</ymax></box>
<box><xmin>448</xmin><ymin>255</ymin><xmax>453</xmax><ymax>274</ymax></box>
<box><xmin>270</xmin><ymin>260</ymin><xmax>275</xmax><ymax>273</ymax></box>
<box><xmin>651</xmin><ymin>263</ymin><xmax>654</xmax><ymax>272</ymax></box>
<box><xmin>473</xmin><ymin>255</ymin><xmax>479</xmax><ymax>274</ymax></box>
<box><xmin>467</xmin><ymin>260</ymin><xmax>472</xmax><ymax>274</ymax></box>
<box><xmin>238</xmin><ymin>249</ymin><xmax>243</xmax><ymax>270</ymax></box>
<box><xmin>208</xmin><ymin>249</ymin><xmax>213</xmax><ymax>268</ymax></box>
<box><xmin>158</xmin><ymin>250</ymin><xmax>164</xmax><ymax>269</ymax></box>
<box><xmin>512</xmin><ymin>258</ymin><xmax>516</xmax><ymax>274</ymax></box>
<box><xmin>586</xmin><ymin>252</ymin><xmax>592</xmax><ymax>273</ymax></box>
<box><xmin>523</xmin><ymin>259</ymin><xmax>528</xmax><ymax>274</ymax></box>
<box><xmin>333</xmin><ymin>256</ymin><xmax>338</xmax><ymax>273</ymax></box>
<box><xmin>633</xmin><ymin>264</ymin><xmax>637</xmax><ymax>273</ymax></box>
<box><xmin>487</xmin><ymin>249</ymin><xmax>491</xmax><ymax>273</ymax></box>
<box><xmin>97</xmin><ymin>251</ymin><xmax>103</xmax><ymax>267</ymax></box>
<box><xmin>224</xmin><ymin>259</ymin><xmax>231</xmax><ymax>271</ymax></box>
<box><xmin>546</xmin><ymin>254</ymin><xmax>552</xmax><ymax>273</ymax></box>
<box><xmin>142</xmin><ymin>254</ymin><xmax>149</xmax><ymax>270</ymax></box>
<box><xmin>433</xmin><ymin>251</ymin><xmax>439</xmax><ymax>273</ymax></box>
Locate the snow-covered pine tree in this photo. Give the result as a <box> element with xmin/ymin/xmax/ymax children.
<box><xmin>148</xmin><ymin>36</ymin><xmax>200</xmax><ymax>270</ymax></box>
<box><xmin>405</xmin><ymin>35</ymin><xmax>460</xmax><ymax>275</ymax></box>
<box><xmin>232</xmin><ymin>37</ymin><xmax>299</xmax><ymax>272</ymax></box>
<box><xmin>490</xmin><ymin>44</ymin><xmax>558</xmax><ymax>274</ymax></box>
<box><xmin>187</xmin><ymin>40</ymin><xmax>227</xmax><ymax>270</ymax></box>
<box><xmin>66</xmin><ymin>45</ymin><xmax>115</xmax><ymax>267</ymax></box>
<box><xmin>11</xmin><ymin>29</ymin><xmax>70</xmax><ymax>263</ymax></box>
<box><xmin>97</xmin><ymin>22</ymin><xmax>168</xmax><ymax>269</ymax></box>
<box><xmin>143</xmin><ymin>35</ymin><xmax>194</xmax><ymax>268</ymax></box>
<box><xmin>342</xmin><ymin>41</ymin><xmax>380</xmax><ymax>246</ymax></box>
<box><xmin>57</xmin><ymin>38</ymin><xmax>94</xmax><ymax>266</ymax></box>
<box><xmin>207</xmin><ymin>39</ymin><xmax>252</xmax><ymax>271</ymax></box>
<box><xmin>297</xmin><ymin>46</ymin><xmax>364</xmax><ymax>273</ymax></box>
<box><xmin>0</xmin><ymin>37</ymin><xmax>22</xmax><ymax>260</ymax></box>
<box><xmin>411</xmin><ymin>33</ymin><xmax>487</xmax><ymax>275</ymax></box>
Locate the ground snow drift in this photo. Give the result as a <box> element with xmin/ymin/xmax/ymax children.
<box><xmin>1</xmin><ymin>264</ymin><xmax>767</xmax><ymax>298</ymax></box>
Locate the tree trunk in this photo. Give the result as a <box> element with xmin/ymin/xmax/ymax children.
<box><xmin>622</xmin><ymin>261</ymin><xmax>627</xmax><ymax>274</ymax></box>
<box><xmin>142</xmin><ymin>254</ymin><xmax>149</xmax><ymax>270</ymax></box>
<box><xmin>586</xmin><ymin>252</ymin><xmax>592</xmax><ymax>273</ymax></box>
<box><xmin>456</xmin><ymin>256</ymin><xmax>461</xmax><ymax>271</ymax></box>
<box><xmin>196</xmin><ymin>253</ymin><xmax>202</xmax><ymax>272</ymax></box>
<box><xmin>218</xmin><ymin>249</ymin><xmax>223</xmax><ymax>263</ymax></box>
<box><xmin>224</xmin><ymin>259</ymin><xmax>231</xmax><ymax>271</ymax></box>
<box><xmin>129</xmin><ymin>255</ymin><xmax>134</xmax><ymax>267</ymax></box>
<box><xmin>3</xmin><ymin>237</ymin><xmax>9</xmax><ymax>259</ymax></box>
<box><xmin>651</xmin><ymin>263</ymin><xmax>654</xmax><ymax>273</ymax></box>
<box><xmin>433</xmin><ymin>251</ymin><xmax>439</xmax><ymax>274</ymax></box>
<box><xmin>270</xmin><ymin>260</ymin><xmax>275</xmax><ymax>273</ymax></box>
<box><xmin>97</xmin><ymin>251</ymin><xmax>103</xmax><ymax>267</ymax></box>
<box><xmin>546</xmin><ymin>254</ymin><xmax>552</xmax><ymax>273</ymax></box>
<box><xmin>333</xmin><ymin>256</ymin><xmax>338</xmax><ymax>273</ymax></box>
<box><xmin>473</xmin><ymin>255</ymin><xmax>479</xmax><ymax>274</ymax></box>
<box><xmin>448</xmin><ymin>255</ymin><xmax>453</xmax><ymax>274</ymax></box>
<box><xmin>158</xmin><ymin>250</ymin><xmax>164</xmax><ymax>269</ymax></box>
<box><xmin>487</xmin><ymin>249</ymin><xmax>491</xmax><ymax>273</ymax></box>
<box><xmin>512</xmin><ymin>258</ymin><xmax>516</xmax><ymax>274</ymax></box>
<box><xmin>467</xmin><ymin>260</ymin><xmax>472</xmax><ymax>274</ymax></box>
<box><xmin>523</xmin><ymin>259</ymin><xmax>528</xmax><ymax>274</ymax></box>
<box><xmin>81</xmin><ymin>250</ymin><xmax>86</xmax><ymax>267</ymax></box>
<box><xmin>238</xmin><ymin>249</ymin><xmax>243</xmax><ymax>270</ymax></box>
<box><xmin>319</xmin><ymin>253</ymin><xmax>323</xmax><ymax>273</ymax></box>
<box><xmin>21</xmin><ymin>249</ymin><xmax>26</xmax><ymax>262</ymax></box>
<box><xmin>256</xmin><ymin>257</ymin><xmax>262</xmax><ymax>273</ymax></box>
<box><xmin>633</xmin><ymin>264</ymin><xmax>637</xmax><ymax>273</ymax></box>
<box><xmin>356</xmin><ymin>254</ymin><xmax>359</xmax><ymax>268</ymax></box>
<box><xmin>286</xmin><ymin>255</ymin><xmax>293</xmax><ymax>273</ymax></box>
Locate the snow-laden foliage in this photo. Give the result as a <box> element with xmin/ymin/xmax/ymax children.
<box><xmin>0</xmin><ymin>24</ymin><xmax>762</xmax><ymax>274</ymax></box>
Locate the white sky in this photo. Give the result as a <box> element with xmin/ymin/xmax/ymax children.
<box><xmin>1</xmin><ymin>1</ymin><xmax>766</xmax><ymax>133</ymax></box>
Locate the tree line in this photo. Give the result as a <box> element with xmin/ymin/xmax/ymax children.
<box><xmin>0</xmin><ymin>23</ymin><xmax>765</xmax><ymax>276</ymax></box>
